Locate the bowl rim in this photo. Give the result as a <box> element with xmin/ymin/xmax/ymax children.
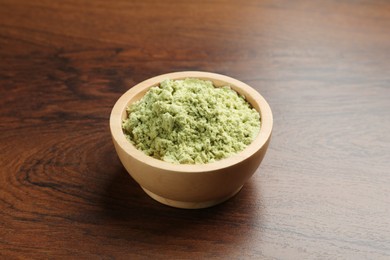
<box><xmin>110</xmin><ymin>71</ymin><xmax>273</xmax><ymax>173</ymax></box>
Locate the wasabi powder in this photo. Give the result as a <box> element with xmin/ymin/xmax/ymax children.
<box><xmin>122</xmin><ymin>78</ymin><xmax>261</xmax><ymax>164</ymax></box>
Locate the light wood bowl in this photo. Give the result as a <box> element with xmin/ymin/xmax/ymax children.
<box><xmin>109</xmin><ymin>71</ymin><xmax>273</xmax><ymax>209</ymax></box>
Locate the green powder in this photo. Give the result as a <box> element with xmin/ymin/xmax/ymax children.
<box><xmin>122</xmin><ymin>78</ymin><xmax>261</xmax><ymax>164</ymax></box>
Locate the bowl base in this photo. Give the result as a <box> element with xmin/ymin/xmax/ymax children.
<box><xmin>141</xmin><ymin>186</ymin><xmax>243</xmax><ymax>209</ymax></box>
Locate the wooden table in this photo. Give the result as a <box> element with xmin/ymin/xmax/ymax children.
<box><xmin>1</xmin><ymin>0</ymin><xmax>389</xmax><ymax>259</ymax></box>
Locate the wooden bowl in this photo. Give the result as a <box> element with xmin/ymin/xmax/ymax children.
<box><xmin>109</xmin><ymin>71</ymin><xmax>273</xmax><ymax>209</ymax></box>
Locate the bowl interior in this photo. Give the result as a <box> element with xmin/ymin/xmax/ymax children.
<box><xmin>110</xmin><ymin>71</ymin><xmax>273</xmax><ymax>172</ymax></box>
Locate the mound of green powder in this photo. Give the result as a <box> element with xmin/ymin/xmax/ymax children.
<box><xmin>122</xmin><ymin>78</ymin><xmax>261</xmax><ymax>164</ymax></box>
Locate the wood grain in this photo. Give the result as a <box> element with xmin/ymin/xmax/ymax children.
<box><xmin>1</xmin><ymin>0</ymin><xmax>389</xmax><ymax>259</ymax></box>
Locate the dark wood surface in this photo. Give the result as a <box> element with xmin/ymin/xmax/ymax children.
<box><xmin>1</xmin><ymin>0</ymin><xmax>389</xmax><ymax>259</ymax></box>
